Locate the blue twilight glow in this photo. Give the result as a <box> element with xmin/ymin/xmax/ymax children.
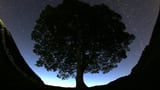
<box><xmin>0</xmin><ymin>0</ymin><xmax>159</xmax><ymax>87</ymax></box>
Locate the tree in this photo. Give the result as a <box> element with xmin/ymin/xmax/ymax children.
<box><xmin>31</xmin><ymin>0</ymin><xmax>135</xmax><ymax>89</ymax></box>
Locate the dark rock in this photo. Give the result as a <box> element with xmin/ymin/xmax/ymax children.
<box><xmin>0</xmin><ymin>19</ymin><xmax>45</xmax><ymax>89</ymax></box>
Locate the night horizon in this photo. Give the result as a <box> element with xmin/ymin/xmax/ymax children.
<box><xmin>0</xmin><ymin>0</ymin><xmax>160</xmax><ymax>87</ymax></box>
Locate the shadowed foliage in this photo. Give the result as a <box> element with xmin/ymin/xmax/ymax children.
<box><xmin>31</xmin><ymin>0</ymin><xmax>135</xmax><ymax>88</ymax></box>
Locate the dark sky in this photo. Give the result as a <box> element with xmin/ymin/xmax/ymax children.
<box><xmin>0</xmin><ymin>0</ymin><xmax>160</xmax><ymax>87</ymax></box>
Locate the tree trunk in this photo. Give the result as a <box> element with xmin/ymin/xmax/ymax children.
<box><xmin>75</xmin><ymin>47</ymin><xmax>87</xmax><ymax>89</ymax></box>
<box><xmin>76</xmin><ymin>65</ymin><xmax>87</xmax><ymax>89</ymax></box>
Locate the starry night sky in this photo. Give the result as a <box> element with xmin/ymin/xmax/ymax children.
<box><xmin>0</xmin><ymin>0</ymin><xmax>160</xmax><ymax>87</ymax></box>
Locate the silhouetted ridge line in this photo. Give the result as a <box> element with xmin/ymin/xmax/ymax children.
<box><xmin>0</xmin><ymin>19</ymin><xmax>44</xmax><ymax>88</ymax></box>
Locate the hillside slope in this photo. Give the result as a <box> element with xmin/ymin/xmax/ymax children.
<box><xmin>0</xmin><ymin>19</ymin><xmax>44</xmax><ymax>89</ymax></box>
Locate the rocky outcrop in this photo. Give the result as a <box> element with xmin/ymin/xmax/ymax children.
<box><xmin>127</xmin><ymin>7</ymin><xmax>160</xmax><ymax>89</ymax></box>
<box><xmin>129</xmin><ymin>7</ymin><xmax>160</xmax><ymax>88</ymax></box>
<box><xmin>0</xmin><ymin>19</ymin><xmax>44</xmax><ymax>89</ymax></box>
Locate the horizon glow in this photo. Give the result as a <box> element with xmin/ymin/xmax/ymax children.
<box><xmin>0</xmin><ymin>0</ymin><xmax>159</xmax><ymax>87</ymax></box>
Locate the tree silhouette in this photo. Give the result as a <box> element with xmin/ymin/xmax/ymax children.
<box><xmin>31</xmin><ymin>0</ymin><xmax>135</xmax><ymax>88</ymax></box>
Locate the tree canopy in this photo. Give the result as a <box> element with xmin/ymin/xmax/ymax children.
<box><xmin>31</xmin><ymin>0</ymin><xmax>135</xmax><ymax>88</ymax></box>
